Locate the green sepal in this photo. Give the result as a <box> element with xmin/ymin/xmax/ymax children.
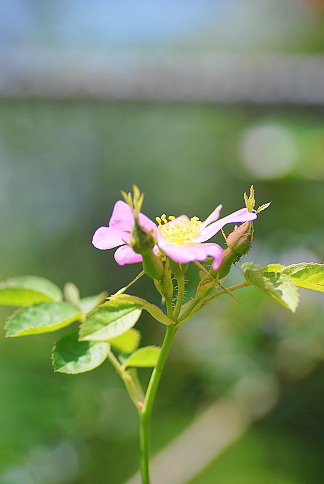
<box><xmin>279</xmin><ymin>263</ymin><xmax>324</xmax><ymax>293</ymax></box>
<box><xmin>244</xmin><ymin>185</ymin><xmax>255</xmax><ymax>212</ymax></box>
<box><xmin>122</xmin><ymin>346</ymin><xmax>161</xmax><ymax>369</ymax></box>
<box><xmin>244</xmin><ymin>270</ymin><xmax>299</xmax><ymax>312</ymax></box>
<box><xmin>169</xmin><ymin>259</ymin><xmax>188</xmax><ymax>277</ymax></box>
<box><xmin>0</xmin><ymin>276</ymin><xmax>63</xmax><ymax>306</ymax></box>
<box><xmin>109</xmin><ymin>294</ymin><xmax>174</xmax><ymax>325</ymax></box>
<box><xmin>79</xmin><ymin>299</ymin><xmax>142</xmax><ymax>341</ymax></box>
<box><xmin>256</xmin><ymin>202</ymin><xmax>271</xmax><ymax>214</ymax></box>
<box><xmin>108</xmin><ymin>329</ymin><xmax>141</xmax><ymax>354</ymax></box>
<box><xmin>5</xmin><ymin>302</ymin><xmax>82</xmax><ymax>337</ymax></box>
<box><xmin>52</xmin><ymin>330</ymin><xmax>110</xmax><ymax>374</ymax></box>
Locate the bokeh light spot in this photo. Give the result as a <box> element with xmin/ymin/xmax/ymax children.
<box><xmin>240</xmin><ymin>124</ymin><xmax>298</xmax><ymax>179</ymax></box>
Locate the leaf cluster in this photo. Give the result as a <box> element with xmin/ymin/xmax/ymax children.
<box><xmin>0</xmin><ymin>277</ymin><xmax>161</xmax><ymax>377</ymax></box>
<box><xmin>241</xmin><ymin>262</ymin><xmax>324</xmax><ymax>312</ymax></box>
<box><xmin>1</xmin><ymin>262</ymin><xmax>323</xmax><ymax>381</ymax></box>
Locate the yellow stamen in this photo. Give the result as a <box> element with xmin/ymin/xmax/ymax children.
<box><xmin>156</xmin><ymin>214</ymin><xmax>202</xmax><ymax>244</ymax></box>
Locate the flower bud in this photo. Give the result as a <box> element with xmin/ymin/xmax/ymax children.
<box><xmin>131</xmin><ymin>219</ymin><xmax>155</xmax><ymax>254</ymax></box>
<box><xmin>214</xmin><ymin>247</ymin><xmax>237</xmax><ymax>279</ymax></box>
<box><xmin>212</xmin><ymin>221</ymin><xmax>254</xmax><ymax>279</ymax></box>
<box><xmin>141</xmin><ymin>249</ymin><xmax>164</xmax><ymax>280</ymax></box>
<box><xmin>226</xmin><ymin>221</ymin><xmax>254</xmax><ymax>257</ymax></box>
<box><xmin>169</xmin><ymin>259</ymin><xmax>188</xmax><ymax>277</ymax></box>
<box><xmin>131</xmin><ymin>219</ymin><xmax>163</xmax><ymax>280</ymax></box>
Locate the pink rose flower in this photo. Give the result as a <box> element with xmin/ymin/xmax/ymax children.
<box><xmin>92</xmin><ymin>200</ymin><xmax>257</xmax><ymax>270</ymax></box>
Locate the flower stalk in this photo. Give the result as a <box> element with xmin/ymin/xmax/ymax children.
<box><xmin>89</xmin><ymin>186</ymin><xmax>268</xmax><ymax>484</ymax></box>
<box><xmin>138</xmin><ymin>325</ymin><xmax>178</xmax><ymax>484</ymax></box>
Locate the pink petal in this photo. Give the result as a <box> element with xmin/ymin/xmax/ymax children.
<box><xmin>195</xmin><ymin>208</ymin><xmax>257</xmax><ymax>243</ymax></box>
<box><xmin>160</xmin><ymin>241</ymin><xmax>223</xmax><ymax>265</ymax></box>
<box><xmin>110</xmin><ymin>200</ymin><xmax>156</xmax><ymax>234</ymax></box>
<box><xmin>138</xmin><ymin>212</ymin><xmax>157</xmax><ymax>233</ymax></box>
<box><xmin>92</xmin><ymin>226</ymin><xmax>129</xmax><ymax>250</ymax></box>
<box><xmin>109</xmin><ymin>200</ymin><xmax>134</xmax><ymax>232</ymax></box>
<box><xmin>199</xmin><ymin>205</ymin><xmax>222</xmax><ymax>231</ymax></box>
<box><xmin>114</xmin><ymin>245</ymin><xmax>143</xmax><ymax>265</ymax></box>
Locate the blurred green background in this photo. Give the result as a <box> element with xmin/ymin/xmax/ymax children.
<box><xmin>0</xmin><ymin>1</ymin><xmax>323</xmax><ymax>483</ymax></box>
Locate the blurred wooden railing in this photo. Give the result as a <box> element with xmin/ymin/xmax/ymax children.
<box><xmin>1</xmin><ymin>50</ymin><xmax>324</xmax><ymax>105</ymax></box>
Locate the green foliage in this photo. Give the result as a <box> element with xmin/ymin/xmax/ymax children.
<box><xmin>254</xmin><ymin>262</ymin><xmax>324</xmax><ymax>293</ymax></box>
<box><xmin>108</xmin><ymin>329</ymin><xmax>141</xmax><ymax>354</ymax></box>
<box><xmin>241</xmin><ymin>262</ymin><xmax>260</xmax><ymax>274</ymax></box>
<box><xmin>122</xmin><ymin>346</ymin><xmax>161</xmax><ymax>369</ymax></box>
<box><xmin>0</xmin><ymin>276</ymin><xmax>62</xmax><ymax>306</ymax></box>
<box><xmin>79</xmin><ymin>299</ymin><xmax>142</xmax><ymax>341</ymax></box>
<box><xmin>63</xmin><ymin>281</ymin><xmax>81</xmax><ymax>308</ymax></box>
<box><xmin>64</xmin><ymin>282</ymin><xmax>108</xmax><ymax>313</ymax></box>
<box><xmin>242</xmin><ymin>262</ymin><xmax>324</xmax><ymax>311</ymax></box>
<box><xmin>244</xmin><ymin>185</ymin><xmax>270</xmax><ymax>215</ymax></box>
<box><xmin>243</xmin><ymin>269</ymin><xmax>299</xmax><ymax>312</ymax></box>
<box><xmin>5</xmin><ymin>302</ymin><xmax>82</xmax><ymax>337</ymax></box>
<box><xmin>80</xmin><ymin>292</ymin><xmax>108</xmax><ymax>314</ymax></box>
<box><xmin>52</xmin><ymin>330</ymin><xmax>110</xmax><ymax>374</ymax></box>
<box><xmin>255</xmin><ymin>202</ymin><xmax>271</xmax><ymax>214</ymax></box>
<box><xmin>110</xmin><ymin>294</ymin><xmax>174</xmax><ymax>325</ymax></box>
<box><xmin>261</xmin><ymin>264</ymin><xmax>285</xmax><ymax>272</ymax></box>
<box><xmin>244</xmin><ymin>185</ymin><xmax>255</xmax><ymax>212</ymax></box>
<box><xmin>279</xmin><ymin>263</ymin><xmax>324</xmax><ymax>293</ymax></box>
<box><xmin>121</xmin><ymin>184</ymin><xmax>144</xmax><ymax>218</ymax></box>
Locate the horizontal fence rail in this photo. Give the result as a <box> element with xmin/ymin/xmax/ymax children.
<box><xmin>1</xmin><ymin>49</ymin><xmax>324</xmax><ymax>105</ymax></box>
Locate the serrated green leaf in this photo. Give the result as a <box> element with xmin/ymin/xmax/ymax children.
<box><xmin>5</xmin><ymin>302</ymin><xmax>82</xmax><ymax>337</ymax></box>
<box><xmin>123</xmin><ymin>346</ymin><xmax>161</xmax><ymax>369</ymax></box>
<box><xmin>52</xmin><ymin>330</ymin><xmax>110</xmax><ymax>374</ymax></box>
<box><xmin>279</xmin><ymin>263</ymin><xmax>324</xmax><ymax>293</ymax></box>
<box><xmin>79</xmin><ymin>299</ymin><xmax>142</xmax><ymax>341</ymax></box>
<box><xmin>109</xmin><ymin>294</ymin><xmax>174</xmax><ymax>326</ymax></box>
<box><xmin>64</xmin><ymin>282</ymin><xmax>81</xmax><ymax>308</ymax></box>
<box><xmin>244</xmin><ymin>270</ymin><xmax>299</xmax><ymax>312</ymax></box>
<box><xmin>241</xmin><ymin>262</ymin><xmax>260</xmax><ymax>274</ymax></box>
<box><xmin>261</xmin><ymin>264</ymin><xmax>285</xmax><ymax>272</ymax></box>
<box><xmin>108</xmin><ymin>329</ymin><xmax>141</xmax><ymax>354</ymax></box>
<box><xmin>0</xmin><ymin>276</ymin><xmax>63</xmax><ymax>306</ymax></box>
<box><xmin>80</xmin><ymin>292</ymin><xmax>108</xmax><ymax>315</ymax></box>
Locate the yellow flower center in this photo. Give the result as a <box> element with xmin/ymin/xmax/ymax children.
<box><xmin>155</xmin><ymin>214</ymin><xmax>201</xmax><ymax>244</ymax></box>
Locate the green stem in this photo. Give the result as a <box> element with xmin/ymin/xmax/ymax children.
<box><xmin>177</xmin><ymin>280</ymin><xmax>251</xmax><ymax>325</ymax></box>
<box><xmin>176</xmin><ymin>290</ymin><xmax>210</xmax><ymax>324</ymax></box>
<box><xmin>107</xmin><ymin>351</ymin><xmax>143</xmax><ymax>409</ymax></box>
<box><xmin>139</xmin><ymin>325</ymin><xmax>177</xmax><ymax>484</ymax></box>
<box><xmin>214</xmin><ymin>280</ymin><xmax>250</xmax><ymax>299</ymax></box>
<box><xmin>173</xmin><ymin>275</ymin><xmax>185</xmax><ymax>321</ymax></box>
<box><xmin>112</xmin><ymin>270</ymin><xmax>145</xmax><ymax>296</ymax></box>
<box><xmin>165</xmin><ymin>296</ymin><xmax>174</xmax><ymax>319</ymax></box>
